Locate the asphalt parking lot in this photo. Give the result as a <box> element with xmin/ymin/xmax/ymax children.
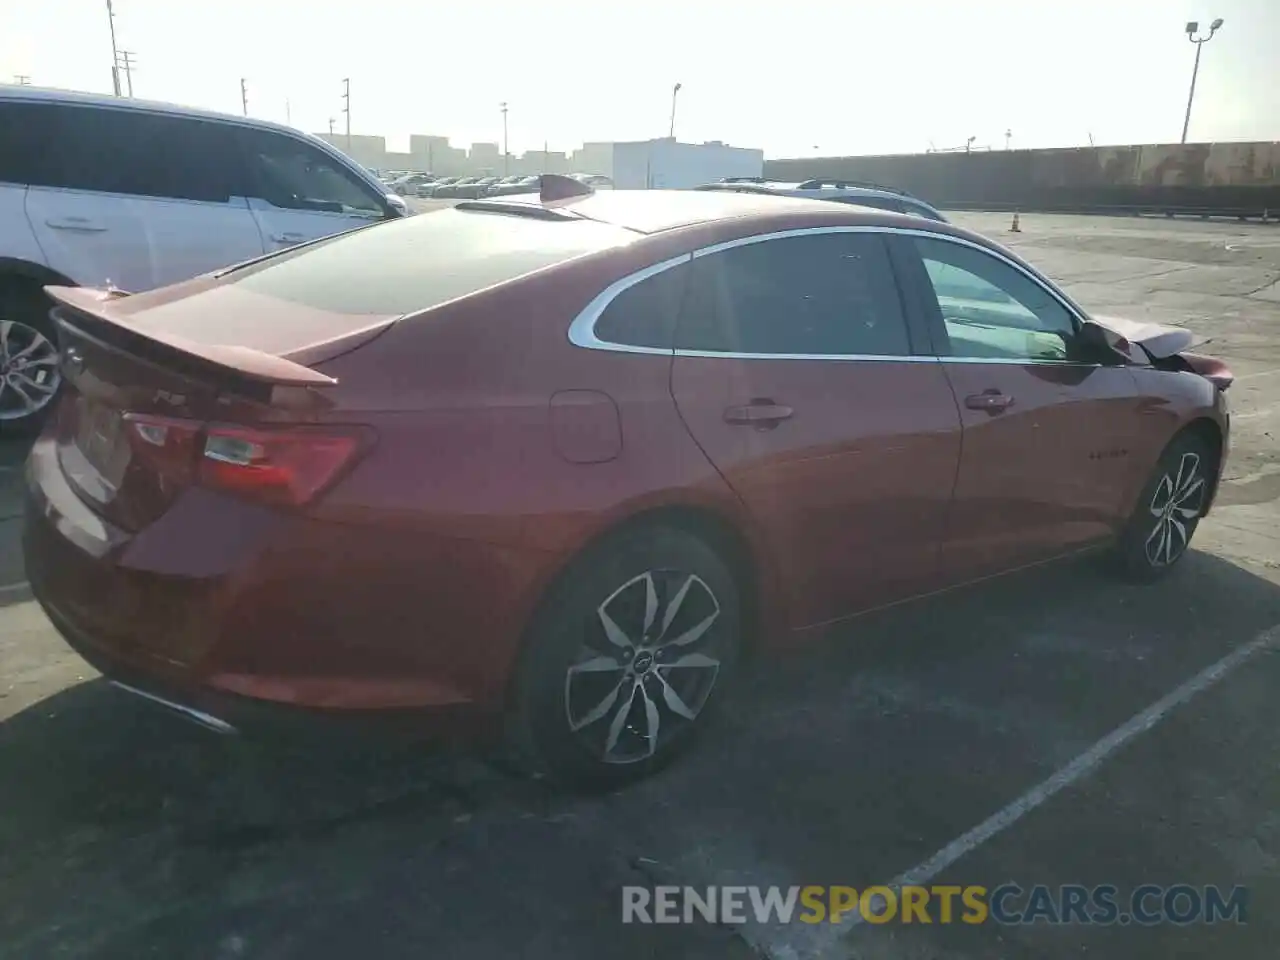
<box><xmin>3</xmin><ymin>211</ymin><xmax>1280</xmax><ymax>959</ymax></box>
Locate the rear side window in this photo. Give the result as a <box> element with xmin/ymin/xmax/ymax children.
<box><xmin>0</xmin><ymin>101</ymin><xmax>243</xmax><ymax>203</ymax></box>
<box><xmin>230</xmin><ymin>207</ymin><xmax>633</xmax><ymax>315</ymax></box>
<box><xmin>676</xmin><ymin>233</ymin><xmax>910</xmax><ymax>357</ymax></box>
<box><xmin>593</xmin><ymin>263</ymin><xmax>689</xmax><ymax>350</ymax></box>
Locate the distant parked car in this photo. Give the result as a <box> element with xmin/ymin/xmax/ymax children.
<box><xmin>455</xmin><ymin>176</ymin><xmax>501</xmax><ymax>199</ymax></box>
<box><xmin>571</xmin><ymin>173</ymin><xmax>615</xmax><ymax>190</ymax></box>
<box><xmin>696</xmin><ymin>178</ymin><xmax>947</xmax><ymax>221</ymax></box>
<box><xmin>487</xmin><ymin>175</ymin><xmax>540</xmax><ymax>197</ymax></box>
<box><xmin>481</xmin><ymin>175</ymin><xmax>525</xmax><ymax>196</ymax></box>
<box><xmin>0</xmin><ymin>85</ymin><xmax>407</xmax><ymax>435</ymax></box>
<box><xmin>392</xmin><ymin>173</ymin><xmax>435</xmax><ymax>196</ymax></box>
<box><xmin>421</xmin><ymin>176</ymin><xmax>459</xmax><ymax>197</ymax></box>
<box><xmin>433</xmin><ymin>176</ymin><xmax>480</xmax><ymax>199</ymax></box>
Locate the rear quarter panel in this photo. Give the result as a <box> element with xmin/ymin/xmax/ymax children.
<box><xmin>303</xmin><ymin>238</ymin><xmax>785</xmax><ymax>691</ymax></box>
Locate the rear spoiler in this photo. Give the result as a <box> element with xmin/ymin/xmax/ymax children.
<box><xmin>45</xmin><ymin>286</ymin><xmax>338</xmax><ymax>388</ymax></box>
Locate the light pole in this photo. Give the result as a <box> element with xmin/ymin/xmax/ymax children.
<box><xmin>668</xmin><ymin>82</ymin><xmax>682</xmax><ymax>139</ymax></box>
<box><xmin>1181</xmin><ymin>18</ymin><xmax>1224</xmax><ymax>144</ymax></box>
<box><xmin>342</xmin><ymin>78</ymin><xmax>351</xmax><ymax>152</ymax></box>
<box><xmin>500</xmin><ymin>102</ymin><xmax>509</xmax><ymax>175</ymax></box>
<box><xmin>105</xmin><ymin>0</ymin><xmax>122</xmax><ymax>96</ymax></box>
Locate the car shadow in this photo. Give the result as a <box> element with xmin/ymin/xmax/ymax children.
<box><xmin>2</xmin><ymin>549</ymin><xmax>1279</xmax><ymax>959</ymax></box>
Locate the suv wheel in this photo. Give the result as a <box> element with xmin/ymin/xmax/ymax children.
<box><xmin>0</xmin><ymin>283</ymin><xmax>62</xmax><ymax>436</ymax></box>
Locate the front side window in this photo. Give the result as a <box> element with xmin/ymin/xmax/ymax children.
<box><xmin>239</xmin><ymin>130</ymin><xmax>387</xmax><ymax>217</ymax></box>
<box><xmin>676</xmin><ymin>233</ymin><xmax>910</xmax><ymax>357</ymax></box>
<box><xmin>914</xmin><ymin>237</ymin><xmax>1077</xmax><ymax>361</ymax></box>
<box><xmin>3</xmin><ymin>102</ymin><xmax>241</xmax><ymax>203</ymax></box>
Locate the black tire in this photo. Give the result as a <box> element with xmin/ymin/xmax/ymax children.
<box><xmin>508</xmin><ymin>525</ymin><xmax>742</xmax><ymax>790</ymax></box>
<box><xmin>1115</xmin><ymin>431</ymin><xmax>1214</xmax><ymax>582</ymax></box>
<box><xmin>0</xmin><ymin>281</ymin><xmax>62</xmax><ymax>438</ymax></box>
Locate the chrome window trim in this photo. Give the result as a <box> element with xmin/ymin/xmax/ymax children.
<box><xmin>567</xmin><ymin>224</ymin><xmax>1094</xmax><ymax>366</ymax></box>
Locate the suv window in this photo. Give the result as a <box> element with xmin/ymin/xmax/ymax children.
<box><xmin>594</xmin><ymin>263</ymin><xmax>690</xmax><ymax>350</ymax></box>
<box><xmin>914</xmin><ymin>237</ymin><xmax>1077</xmax><ymax>361</ymax></box>
<box><xmin>676</xmin><ymin>233</ymin><xmax>910</xmax><ymax>357</ymax></box>
<box><xmin>238</xmin><ymin>129</ymin><xmax>387</xmax><ymax>217</ymax></box>
<box><xmin>833</xmin><ymin>194</ymin><xmax>905</xmax><ymax>214</ymax></box>
<box><xmin>0</xmin><ymin>101</ymin><xmax>242</xmax><ymax>203</ymax></box>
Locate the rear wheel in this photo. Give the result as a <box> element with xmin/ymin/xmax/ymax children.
<box><xmin>1116</xmin><ymin>432</ymin><xmax>1213</xmax><ymax>581</ymax></box>
<box><xmin>0</xmin><ymin>282</ymin><xmax>62</xmax><ymax>437</ymax></box>
<box><xmin>509</xmin><ymin>525</ymin><xmax>742</xmax><ymax>790</ymax></box>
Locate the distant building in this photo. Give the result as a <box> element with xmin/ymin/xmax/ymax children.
<box><xmin>609</xmin><ymin>138</ymin><xmax>764</xmax><ymax>189</ymax></box>
<box><xmin>311</xmin><ymin>131</ymin><xmax>765</xmax><ymax>184</ymax></box>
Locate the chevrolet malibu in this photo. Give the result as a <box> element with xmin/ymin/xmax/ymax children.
<box><xmin>23</xmin><ymin>179</ymin><xmax>1231</xmax><ymax>788</ymax></box>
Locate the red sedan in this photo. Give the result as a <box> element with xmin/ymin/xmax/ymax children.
<box><xmin>23</xmin><ymin>179</ymin><xmax>1230</xmax><ymax>787</ymax></box>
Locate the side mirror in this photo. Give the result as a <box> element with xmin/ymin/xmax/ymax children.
<box><xmin>1077</xmin><ymin>321</ymin><xmax>1129</xmax><ymax>363</ymax></box>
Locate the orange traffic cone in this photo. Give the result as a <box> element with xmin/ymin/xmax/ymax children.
<box><xmin>1010</xmin><ymin>211</ymin><xmax>1021</xmax><ymax>233</ymax></box>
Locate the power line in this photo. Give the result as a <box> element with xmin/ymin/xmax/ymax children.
<box><xmin>116</xmin><ymin>50</ymin><xmax>137</xmax><ymax>97</ymax></box>
<box><xmin>105</xmin><ymin>0</ymin><xmax>122</xmax><ymax>96</ymax></box>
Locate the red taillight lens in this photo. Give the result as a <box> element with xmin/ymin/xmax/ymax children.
<box><xmin>200</xmin><ymin>425</ymin><xmax>369</xmax><ymax>506</ymax></box>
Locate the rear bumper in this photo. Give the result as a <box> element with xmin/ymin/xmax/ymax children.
<box><xmin>21</xmin><ymin>436</ymin><xmax>546</xmax><ymax>738</ymax></box>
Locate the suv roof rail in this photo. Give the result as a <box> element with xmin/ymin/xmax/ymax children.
<box><xmin>796</xmin><ymin>178</ymin><xmax>913</xmax><ymax>197</ymax></box>
<box><xmin>719</xmin><ymin>176</ymin><xmax>769</xmax><ymax>183</ymax></box>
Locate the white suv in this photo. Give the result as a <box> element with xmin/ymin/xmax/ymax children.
<box><xmin>0</xmin><ymin>86</ymin><xmax>408</xmax><ymax>434</ymax></box>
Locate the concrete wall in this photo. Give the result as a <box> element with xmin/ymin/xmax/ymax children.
<box><xmin>764</xmin><ymin>142</ymin><xmax>1280</xmax><ymax>213</ymax></box>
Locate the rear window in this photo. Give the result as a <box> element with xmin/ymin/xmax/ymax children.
<box><xmin>230</xmin><ymin>207</ymin><xmax>633</xmax><ymax>314</ymax></box>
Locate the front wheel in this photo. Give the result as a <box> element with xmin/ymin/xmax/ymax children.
<box><xmin>1116</xmin><ymin>432</ymin><xmax>1214</xmax><ymax>581</ymax></box>
<box><xmin>508</xmin><ymin>526</ymin><xmax>742</xmax><ymax>790</ymax></box>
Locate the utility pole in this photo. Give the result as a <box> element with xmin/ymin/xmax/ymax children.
<box><xmin>285</xmin><ymin>98</ymin><xmax>291</xmax><ymax>125</ymax></box>
<box><xmin>106</xmin><ymin>0</ymin><xmax>122</xmax><ymax>96</ymax></box>
<box><xmin>1005</xmin><ymin>128</ymin><xmax>1012</xmax><ymax>150</ymax></box>
<box><xmin>239</xmin><ymin>78</ymin><xmax>248</xmax><ymax>115</ymax></box>
<box><xmin>342</xmin><ymin>78</ymin><xmax>351</xmax><ymax>152</ymax></box>
<box><xmin>499</xmin><ymin>102</ymin><xmax>509</xmax><ymax>175</ymax></box>
<box><xmin>1181</xmin><ymin>18</ymin><xmax>1224</xmax><ymax>144</ymax></box>
<box><xmin>669</xmin><ymin>82</ymin><xmax>682</xmax><ymax>139</ymax></box>
<box><xmin>13</xmin><ymin>75</ymin><xmax>31</xmax><ymax>85</ymax></box>
<box><xmin>328</xmin><ymin>117</ymin><xmax>336</xmax><ymax>136</ymax></box>
<box><xmin>117</xmin><ymin>50</ymin><xmax>136</xmax><ymax>97</ymax></box>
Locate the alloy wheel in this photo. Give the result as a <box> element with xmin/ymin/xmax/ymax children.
<box><xmin>1144</xmin><ymin>452</ymin><xmax>1205</xmax><ymax>567</ymax></box>
<box><xmin>0</xmin><ymin>319</ymin><xmax>61</xmax><ymax>422</ymax></box>
<box><xmin>564</xmin><ymin>569</ymin><xmax>723</xmax><ymax>765</ymax></box>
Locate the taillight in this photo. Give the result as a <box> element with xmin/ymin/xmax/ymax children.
<box><xmin>201</xmin><ymin>425</ymin><xmax>370</xmax><ymax>506</ymax></box>
<box><xmin>122</xmin><ymin>415</ymin><xmax>370</xmax><ymax>507</ymax></box>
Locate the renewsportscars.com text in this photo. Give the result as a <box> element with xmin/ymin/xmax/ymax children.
<box><xmin>621</xmin><ymin>884</ymin><xmax>1248</xmax><ymax>926</ymax></box>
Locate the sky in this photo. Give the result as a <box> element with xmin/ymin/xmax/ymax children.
<box><xmin>1</xmin><ymin>0</ymin><xmax>1277</xmax><ymax>158</ymax></box>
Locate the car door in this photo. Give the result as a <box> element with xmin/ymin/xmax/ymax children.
<box><xmin>899</xmin><ymin>234</ymin><xmax>1145</xmax><ymax>581</ymax></box>
<box><xmin>20</xmin><ymin>102</ymin><xmax>265</xmax><ymax>292</ymax></box>
<box><xmin>670</xmin><ymin>229</ymin><xmax>963</xmax><ymax>631</ymax></box>
<box><xmin>237</xmin><ymin>128</ymin><xmax>394</xmax><ymax>251</ymax></box>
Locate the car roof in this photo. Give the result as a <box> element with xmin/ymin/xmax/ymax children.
<box><xmin>540</xmin><ymin>189</ymin><xmax>860</xmax><ymax>235</ymax></box>
<box><xmin>0</xmin><ymin>83</ymin><xmax>312</xmax><ymax>140</ymax></box>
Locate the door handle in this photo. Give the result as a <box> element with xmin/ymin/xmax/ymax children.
<box><xmin>270</xmin><ymin>232</ymin><xmax>308</xmax><ymax>244</ymax></box>
<box><xmin>724</xmin><ymin>400</ymin><xmax>794</xmax><ymax>427</ymax></box>
<box><xmin>964</xmin><ymin>390</ymin><xmax>1015</xmax><ymax>413</ymax></box>
<box><xmin>45</xmin><ymin>217</ymin><xmax>108</xmax><ymax>232</ymax></box>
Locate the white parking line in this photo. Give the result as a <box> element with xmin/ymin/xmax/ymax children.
<box><xmin>741</xmin><ymin>623</ymin><xmax>1280</xmax><ymax>960</ymax></box>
